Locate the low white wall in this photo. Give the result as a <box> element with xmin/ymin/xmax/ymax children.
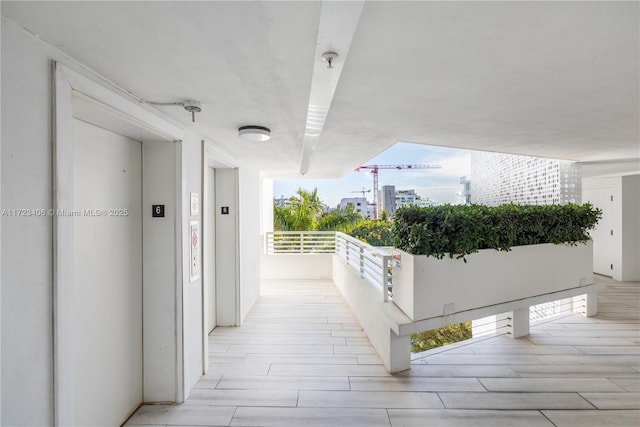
<box><xmin>261</xmin><ymin>253</ymin><xmax>333</xmax><ymax>280</ymax></box>
<box><xmin>393</xmin><ymin>242</ymin><xmax>593</xmax><ymax>321</ymax></box>
<box><xmin>332</xmin><ymin>255</ymin><xmax>411</xmax><ymax>373</ymax></box>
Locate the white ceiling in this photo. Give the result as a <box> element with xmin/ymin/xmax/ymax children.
<box><xmin>3</xmin><ymin>1</ymin><xmax>639</xmax><ymax>178</ymax></box>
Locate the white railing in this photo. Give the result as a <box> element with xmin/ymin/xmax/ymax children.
<box><xmin>264</xmin><ymin>231</ymin><xmax>392</xmax><ymax>301</ymax></box>
<box><xmin>265</xmin><ymin>231</ymin><xmax>336</xmax><ymax>254</ymax></box>
<box><xmin>335</xmin><ymin>232</ymin><xmax>393</xmax><ymax>302</ymax></box>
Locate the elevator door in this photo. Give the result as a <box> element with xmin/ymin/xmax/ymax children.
<box><xmin>72</xmin><ymin>118</ymin><xmax>143</xmax><ymax>425</ymax></box>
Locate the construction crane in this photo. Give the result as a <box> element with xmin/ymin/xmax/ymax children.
<box><xmin>350</xmin><ymin>187</ymin><xmax>371</xmax><ymax>199</ymax></box>
<box><xmin>355</xmin><ymin>164</ymin><xmax>442</xmax><ymax>219</ymax></box>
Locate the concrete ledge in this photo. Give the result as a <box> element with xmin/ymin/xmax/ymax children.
<box><xmin>332</xmin><ymin>255</ymin><xmax>413</xmax><ymax>373</ymax></box>
<box><xmin>397</xmin><ymin>282</ymin><xmax>606</xmax><ymax>336</ymax></box>
<box><xmin>332</xmin><ymin>252</ymin><xmax>605</xmax><ymax>374</ymax></box>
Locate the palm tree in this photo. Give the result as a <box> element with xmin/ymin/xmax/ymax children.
<box><xmin>317</xmin><ymin>204</ymin><xmax>362</xmax><ymax>233</ymax></box>
<box><xmin>274</xmin><ymin>188</ymin><xmax>364</xmax><ymax>232</ymax></box>
<box><xmin>274</xmin><ymin>188</ymin><xmax>326</xmax><ymax>231</ymax></box>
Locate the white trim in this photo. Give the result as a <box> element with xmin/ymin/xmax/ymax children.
<box><xmin>204</xmin><ymin>140</ymin><xmax>239</xmax><ymax>169</ymax></box>
<box><xmin>56</xmin><ymin>65</ymin><xmax>184</xmax><ymax>141</ymax></box>
<box><xmin>200</xmin><ymin>147</ymin><xmax>209</xmax><ymax>375</ymax></box>
<box><xmin>234</xmin><ymin>168</ymin><xmax>242</xmax><ymax>326</ymax></box>
<box><xmin>52</xmin><ymin>61</ymin><xmax>75</xmax><ymax>427</ymax></box>
<box><xmin>173</xmin><ymin>142</ymin><xmax>185</xmax><ymax>402</ymax></box>
<box><xmin>52</xmin><ymin>62</ymin><xmax>186</xmax><ymax>422</ymax></box>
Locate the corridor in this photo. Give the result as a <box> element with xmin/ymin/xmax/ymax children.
<box><xmin>127</xmin><ymin>277</ymin><xmax>639</xmax><ymax>426</ymax></box>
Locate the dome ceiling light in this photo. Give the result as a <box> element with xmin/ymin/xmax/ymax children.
<box><xmin>238</xmin><ymin>125</ymin><xmax>271</xmax><ymax>142</ymax></box>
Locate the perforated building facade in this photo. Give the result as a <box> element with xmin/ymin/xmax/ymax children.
<box><xmin>470</xmin><ymin>151</ymin><xmax>581</xmax><ymax>206</ymax></box>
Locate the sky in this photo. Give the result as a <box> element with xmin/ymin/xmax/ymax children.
<box><xmin>273</xmin><ymin>142</ymin><xmax>471</xmax><ymax>208</ymax></box>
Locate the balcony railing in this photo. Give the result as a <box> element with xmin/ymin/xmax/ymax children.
<box><xmin>335</xmin><ymin>233</ymin><xmax>393</xmax><ymax>302</ymax></box>
<box><xmin>265</xmin><ymin>231</ymin><xmax>336</xmax><ymax>254</ymax></box>
<box><xmin>264</xmin><ymin>231</ymin><xmax>392</xmax><ymax>301</ymax></box>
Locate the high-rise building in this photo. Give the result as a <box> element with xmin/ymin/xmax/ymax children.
<box><xmin>470</xmin><ymin>151</ymin><xmax>581</xmax><ymax>206</ymax></box>
<box><xmin>380</xmin><ymin>185</ymin><xmax>397</xmax><ymax>215</ymax></box>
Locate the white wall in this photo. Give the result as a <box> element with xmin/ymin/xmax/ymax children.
<box><xmin>621</xmin><ymin>175</ymin><xmax>640</xmax><ymax>281</ymax></box>
<box><xmin>0</xmin><ymin>16</ymin><xmax>3</xmax><ymax>422</ymax></box>
<box><xmin>239</xmin><ymin>166</ymin><xmax>262</xmax><ymax>320</ymax></box>
<box><xmin>261</xmin><ymin>177</ymin><xmax>274</xmax><ymax>236</ymax></box>
<box><xmin>204</xmin><ymin>166</ymin><xmax>216</xmax><ymax>334</ymax></box>
<box><xmin>181</xmin><ymin>132</ymin><xmax>203</xmax><ymax>398</ymax></box>
<box><xmin>215</xmin><ymin>168</ymin><xmax>238</xmax><ymax>326</ymax></box>
<box><xmin>1</xmin><ymin>19</ymin><xmax>55</xmax><ymax>425</ymax></box>
<box><xmin>1</xmin><ymin>17</ymin><xmax>266</xmax><ymax>421</ymax></box>
<box><xmin>261</xmin><ymin>254</ymin><xmax>333</xmax><ymax>280</ymax></box>
<box><xmin>583</xmin><ymin>174</ymin><xmax>640</xmax><ymax>281</ymax></box>
<box><xmin>142</xmin><ymin>141</ymin><xmax>178</xmax><ymax>401</ymax></box>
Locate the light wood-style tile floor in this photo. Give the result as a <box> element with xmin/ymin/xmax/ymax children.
<box><xmin>127</xmin><ymin>275</ymin><xmax>640</xmax><ymax>426</ymax></box>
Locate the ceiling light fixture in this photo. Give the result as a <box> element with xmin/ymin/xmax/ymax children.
<box><xmin>238</xmin><ymin>125</ymin><xmax>271</xmax><ymax>142</ymax></box>
<box><xmin>321</xmin><ymin>51</ymin><xmax>339</xmax><ymax>69</ymax></box>
<box><xmin>145</xmin><ymin>100</ymin><xmax>202</xmax><ymax>122</ymax></box>
<box><xmin>183</xmin><ymin>101</ymin><xmax>201</xmax><ymax>123</ymax></box>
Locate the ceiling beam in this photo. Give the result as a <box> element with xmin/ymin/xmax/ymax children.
<box><xmin>299</xmin><ymin>0</ymin><xmax>365</xmax><ymax>175</ymax></box>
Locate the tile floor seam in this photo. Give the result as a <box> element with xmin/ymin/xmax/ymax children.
<box><xmin>539</xmin><ymin>409</ymin><xmax>559</xmax><ymax>427</ymax></box>
<box><xmin>476</xmin><ymin>378</ymin><xmax>490</xmax><ymax>392</ymax></box>
<box><xmin>213</xmin><ymin>375</ymin><xmax>223</xmax><ymax>389</ymax></box>
<box><xmin>435</xmin><ymin>391</ymin><xmax>447</xmax><ymax>409</ymax></box>
<box><xmin>531</xmin><ymin>354</ymin><xmax>546</xmax><ymax>365</ymax></box>
<box><xmin>384</xmin><ymin>408</ymin><xmax>393</xmax><ymax>426</ymax></box>
<box><xmin>228</xmin><ymin>406</ymin><xmax>239</xmax><ymax>427</ymax></box>
<box><xmin>575</xmin><ymin>392</ymin><xmax>600</xmax><ymax>409</ymax></box>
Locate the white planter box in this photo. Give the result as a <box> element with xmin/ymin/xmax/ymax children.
<box><xmin>392</xmin><ymin>241</ymin><xmax>593</xmax><ymax>321</ymax></box>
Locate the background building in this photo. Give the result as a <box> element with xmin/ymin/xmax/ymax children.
<box><xmin>395</xmin><ymin>189</ymin><xmax>439</xmax><ymax>209</ymax></box>
<box><xmin>470</xmin><ymin>151</ymin><xmax>582</xmax><ymax>206</ymax></box>
<box><xmin>380</xmin><ymin>185</ymin><xmax>397</xmax><ymax>215</ymax></box>
<box><xmin>460</xmin><ymin>176</ymin><xmax>472</xmax><ymax>205</ymax></box>
<box><xmin>338</xmin><ymin>197</ymin><xmax>375</xmax><ymax>219</ymax></box>
<box><xmin>378</xmin><ymin>186</ymin><xmax>440</xmax><ymax>215</ymax></box>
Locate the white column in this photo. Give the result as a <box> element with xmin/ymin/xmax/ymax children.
<box><xmin>585</xmin><ymin>292</ymin><xmax>599</xmax><ymax>317</ymax></box>
<box><xmin>509</xmin><ymin>307</ymin><xmax>530</xmax><ymax>338</ymax></box>
<box><xmin>388</xmin><ymin>330</ymin><xmax>411</xmax><ymax>374</ymax></box>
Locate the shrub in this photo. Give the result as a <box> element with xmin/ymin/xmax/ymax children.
<box><xmin>411</xmin><ymin>322</ymin><xmax>472</xmax><ymax>353</ymax></box>
<box><xmin>392</xmin><ymin>203</ymin><xmax>601</xmax><ymax>260</ymax></box>
<box><xmin>349</xmin><ymin>219</ymin><xmax>394</xmax><ymax>246</ymax></box>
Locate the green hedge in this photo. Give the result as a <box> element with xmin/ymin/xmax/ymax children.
<box><xmin>392</xmin><ymin>203</ymin><xmax>601</xmax><ymax>260</ymax></box>
<box><xmin>349</xmin><ymin>219</ymin><xmax>395</xmax><ymax>246</ymax></box>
